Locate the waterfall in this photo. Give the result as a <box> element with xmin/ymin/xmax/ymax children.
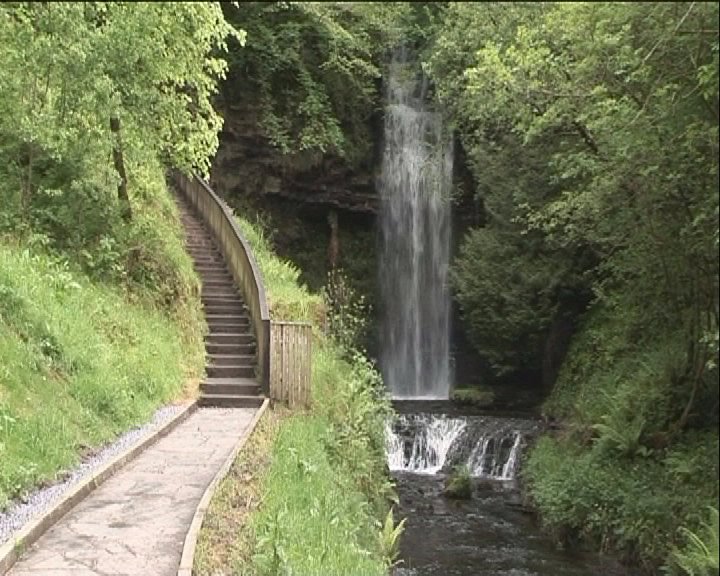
<box><xmin>379</xmin><ymin>48</ymin><xmax>454</xmax><ymax>399</ymax></box>
<box><xmin>385</xmin><ymin>414</ymin><xmax>529</xmax><ymax>480</ymax></box>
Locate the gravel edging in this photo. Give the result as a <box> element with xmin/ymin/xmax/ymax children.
<box><xmin>0</xmin><ymin>401</ymin><xmax>197</xmax><ymax>574</ymax></box>
<box><xmin>177</xmin><ymin>398</ymin><xmax>270</xmax><ymax>576</ymax></box>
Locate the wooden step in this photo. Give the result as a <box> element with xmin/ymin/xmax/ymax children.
<box><xmin>205</xmin><ymin>333</ymin><xmax>255</xmax><ymax>345</ymax></box>
<box><xmin>200</xmin><ymin>378</ymin><xmax>260</xmax><ymax>396</ymax></box>
<box><xmin>208</xmin><ymin>323</ymin><xmax>251</xmax><ymax>334</ymax></box>
<box><xmin>194</xmin><ymin>264</ymin><xmax>228</xmax><ymax>272</ymax></box>
<box><xmin>206</xmin><ymin>364</ymin><xmax>255</xmax><ymax>378</ymax></box>
<box><xmin>201</xmin><ymin>296</ymin><xmax>245</xmax><ymax>306</ymax></box>
<box><xmin>199</xmin><ymin>272</ymin><xmax>234</xmax><ymax>282</ymax></box>
<box><xmin>202</xmin><ymin>284</ymin><xmax>238</xmax><ymax>292</ymax></box>
<box><xmin>206</xmin><ymin>314</ymin><xmax>249</xmax><ymax>324</ymax></box>
<box><xmin>192</xmin><ymin>255</ymin><xmax>224</xmax><ymax>262</ymax></box>
<box><xmin>203</xmin><ymin>279</ymin><xmax>237</xmax><ymax>289</ymax></box>
<box><xmin>205</xmin><ymin>342</ymin><xmax>256</xmax><ymax>356</ymax></box>
<box><xmin>207</xmin><ymin>353</ymin><xmax>255</xmax><ymax>366</ymax></box>
<box><xmin>203</xmin><ymin>304</ymin><xmax>247</xmax><ymax>315</ymax></box>
<box><xmin>198</xmin><ymin>394</ymin><xmax>265</xmax><ymax>408</ymax></box>
<box><xmin>207</xmin><ymin>325</ymin><xmax>250</xmax><ymax>335</ymax></box>
<box><xmin>202</xmin><ymin>289</ymin><xmax>240</xmax><ymax>298</ymax></box>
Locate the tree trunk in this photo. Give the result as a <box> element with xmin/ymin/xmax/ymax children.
<box><xmin>327</xmin><ymin>208</ymin><xmax>339</xmax><ymax>270</ymax></box>
<box><xmin>21</xmin><ymin>142</ymin><xmax>34</xmax><ymax>219</ymax></box>
<box><xmin>110</xmin><ymin>115</ymin><xmax>131</xmax><ymax>221</ymax></box>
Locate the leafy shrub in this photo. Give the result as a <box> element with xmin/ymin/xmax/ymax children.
<box><xmin>525</xmin><ymin>432</ymin><xmax>719</xmax><ymax>570</ymax></box>
<box><xmin>321</xmin><ymin>268</ymin><xmax>371</xmax><ymax>352</ymax></box>
<box><xmin>451</xmin><ymin>228</ymin><xmax>563</xmax><ymax>378</ymax></box>
<box><xmin>378</xmin><ymin>507</ymin><xmax>407</xmax><ymax>570</ymax></box>
<box><xmin>445</xmin><ymin>465</ymin><xmax>472</xmax><ymax>499</ymax></box>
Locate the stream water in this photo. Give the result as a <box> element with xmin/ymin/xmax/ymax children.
<box><xmin>386</xmin><ymin>406</ymin><xmax>627</xmax><ymax>576</ymax></box>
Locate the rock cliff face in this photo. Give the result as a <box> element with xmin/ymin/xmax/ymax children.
<box><xmin>207</xmin><ymin>97</ymin><xmax>382</xmax><ymax>354</ymax></box>
<box><xmin>210</xmin><ymin>102</ymin><xmax>381</xmax><ymax>214</ymax></box>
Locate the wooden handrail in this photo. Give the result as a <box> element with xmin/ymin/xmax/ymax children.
<box><xmin>173</xmin><ymin>170</ymin><xmax>271</xmax><ymax>394</ymax></box>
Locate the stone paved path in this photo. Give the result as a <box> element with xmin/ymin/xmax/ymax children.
<box><xmin>7</xmin><ymin>407</ymin><xmax>256</xmax><ymax>576</ymax></box>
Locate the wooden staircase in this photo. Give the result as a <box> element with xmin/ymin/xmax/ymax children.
<box><xmin>177</xmin><ymin>197</ymin><xmax>265</xmax><ymax>408</ymax></box>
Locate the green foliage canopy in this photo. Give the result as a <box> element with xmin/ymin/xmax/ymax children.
<box><xmin>0</xmin><ymin>2</ymin><xmax>240</xmax><ymax>234</ymax></box>
<box><xmin>220</xmin><ymin>1</ymin><xmax>408</xmax><ymax>163</ymax></box>
<box><xmin>430</xmin><ymin>2</ymin><xmax>719</xmax><ymax>388</ymax></box>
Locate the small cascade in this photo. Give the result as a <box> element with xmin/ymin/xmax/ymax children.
<box><xmin>386</xmin><ymin>416</ymin><xmax>466</xmax><ymax>474</ymax></box>
<box><xmin>386</xmin><ymin>414</ymin><xmax>536</xmax><ymax>480</ymax></box>
<box><xmin>468</xmin><ymin>431</ymin><xmax>523</xmax><ymax>480</ymax></box>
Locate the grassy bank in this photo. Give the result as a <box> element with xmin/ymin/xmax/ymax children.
<box><xmin>0</xmin><ymin>169</ymin><xmax>205</xmax><ymax>508</ymax></box>
<box><xmin>195</xmin><ymin>214</ymin><xmax>396</xmax><ymax>575</ymax></box>
<box><xmin>523</xmin><ymin>301</ymin><xmax>719</xmax><ymax>574</ymax></box>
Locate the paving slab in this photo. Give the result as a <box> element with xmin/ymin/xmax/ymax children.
<box><xmin>7</xmin><ymin>408</ymin><xmax>255</xmax><ymax>576</ymax></box>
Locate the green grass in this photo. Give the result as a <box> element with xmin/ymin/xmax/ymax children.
<box><xmin>0</xmin><ymin>169</ymin><xmax>205</xmax><ymax>508</ymax></box>
<box><xmin>235</xmin><ymin>215</ymin><xmax>323</xmax><ymax>323</ymax></box>
<box><xmin>251</xmin><ymin>415</ymin><xmax>387</xmax><ymax>576</ymax></box>
<box><xmin>244</xmin><ymin>340</ymin><xmax>394</xmax><ymax>576</ymax></box>
<box><xmin>451</xmin><ymin>386</ymin><xmax>495</xmax><ymax>407</ymax></box>
<box><xmin>194</xmin><ymin>406</ymin><xmax>285</xmax><ymax>575</ymax></box>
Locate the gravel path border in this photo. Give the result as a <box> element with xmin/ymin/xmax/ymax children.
<box><xmin>0</xmin><ymin>402</ymin><xmax>189</xmax><ymax>545</ymax></box>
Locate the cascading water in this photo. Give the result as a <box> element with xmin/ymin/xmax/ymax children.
<box><xmin>386</xmin><ymin>416</ymin><xmax>467</xmax><ymax>474</ymax></box>
<box><xmin>379</xmin><ymin>48</ymin><xmax>453</xmax><ymax>399</ymax></box>
<box><xmin>468</xmin><ymin>431</ymin><xmax>523</xmax><ymax>480</ymax></box>
<box><xmin>386</xmin><ymin>414</ymin><xmax>531</xmax><ymax>480</ymax></box>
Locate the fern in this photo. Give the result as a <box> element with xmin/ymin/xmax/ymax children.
<box><xmin>671</xmin><ymin>507</ymin><xmax>719</xmax><ymax>576</ymax></box>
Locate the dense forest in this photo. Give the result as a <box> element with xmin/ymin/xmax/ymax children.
<box><xmin>1</xmin><ymin>2</ymin><xmax>718</xmax><ymax>575</ymax></box>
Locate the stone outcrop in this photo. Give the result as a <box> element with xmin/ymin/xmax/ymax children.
<box><xmin>210</xmin><ymin>103</ymin><xmax>380</xmax><ymax>214</ymax></box>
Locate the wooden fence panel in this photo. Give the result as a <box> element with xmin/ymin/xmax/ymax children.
<box><xmin>270</xmin><ymin>321</ymin><xmax>312</xmax><ymax>408</ymax></box>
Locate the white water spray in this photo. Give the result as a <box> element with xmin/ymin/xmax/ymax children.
<box><xmin>468</xmin><ymin>432</ymin><xmax>523</xmax><ymax>480</ymax></box>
